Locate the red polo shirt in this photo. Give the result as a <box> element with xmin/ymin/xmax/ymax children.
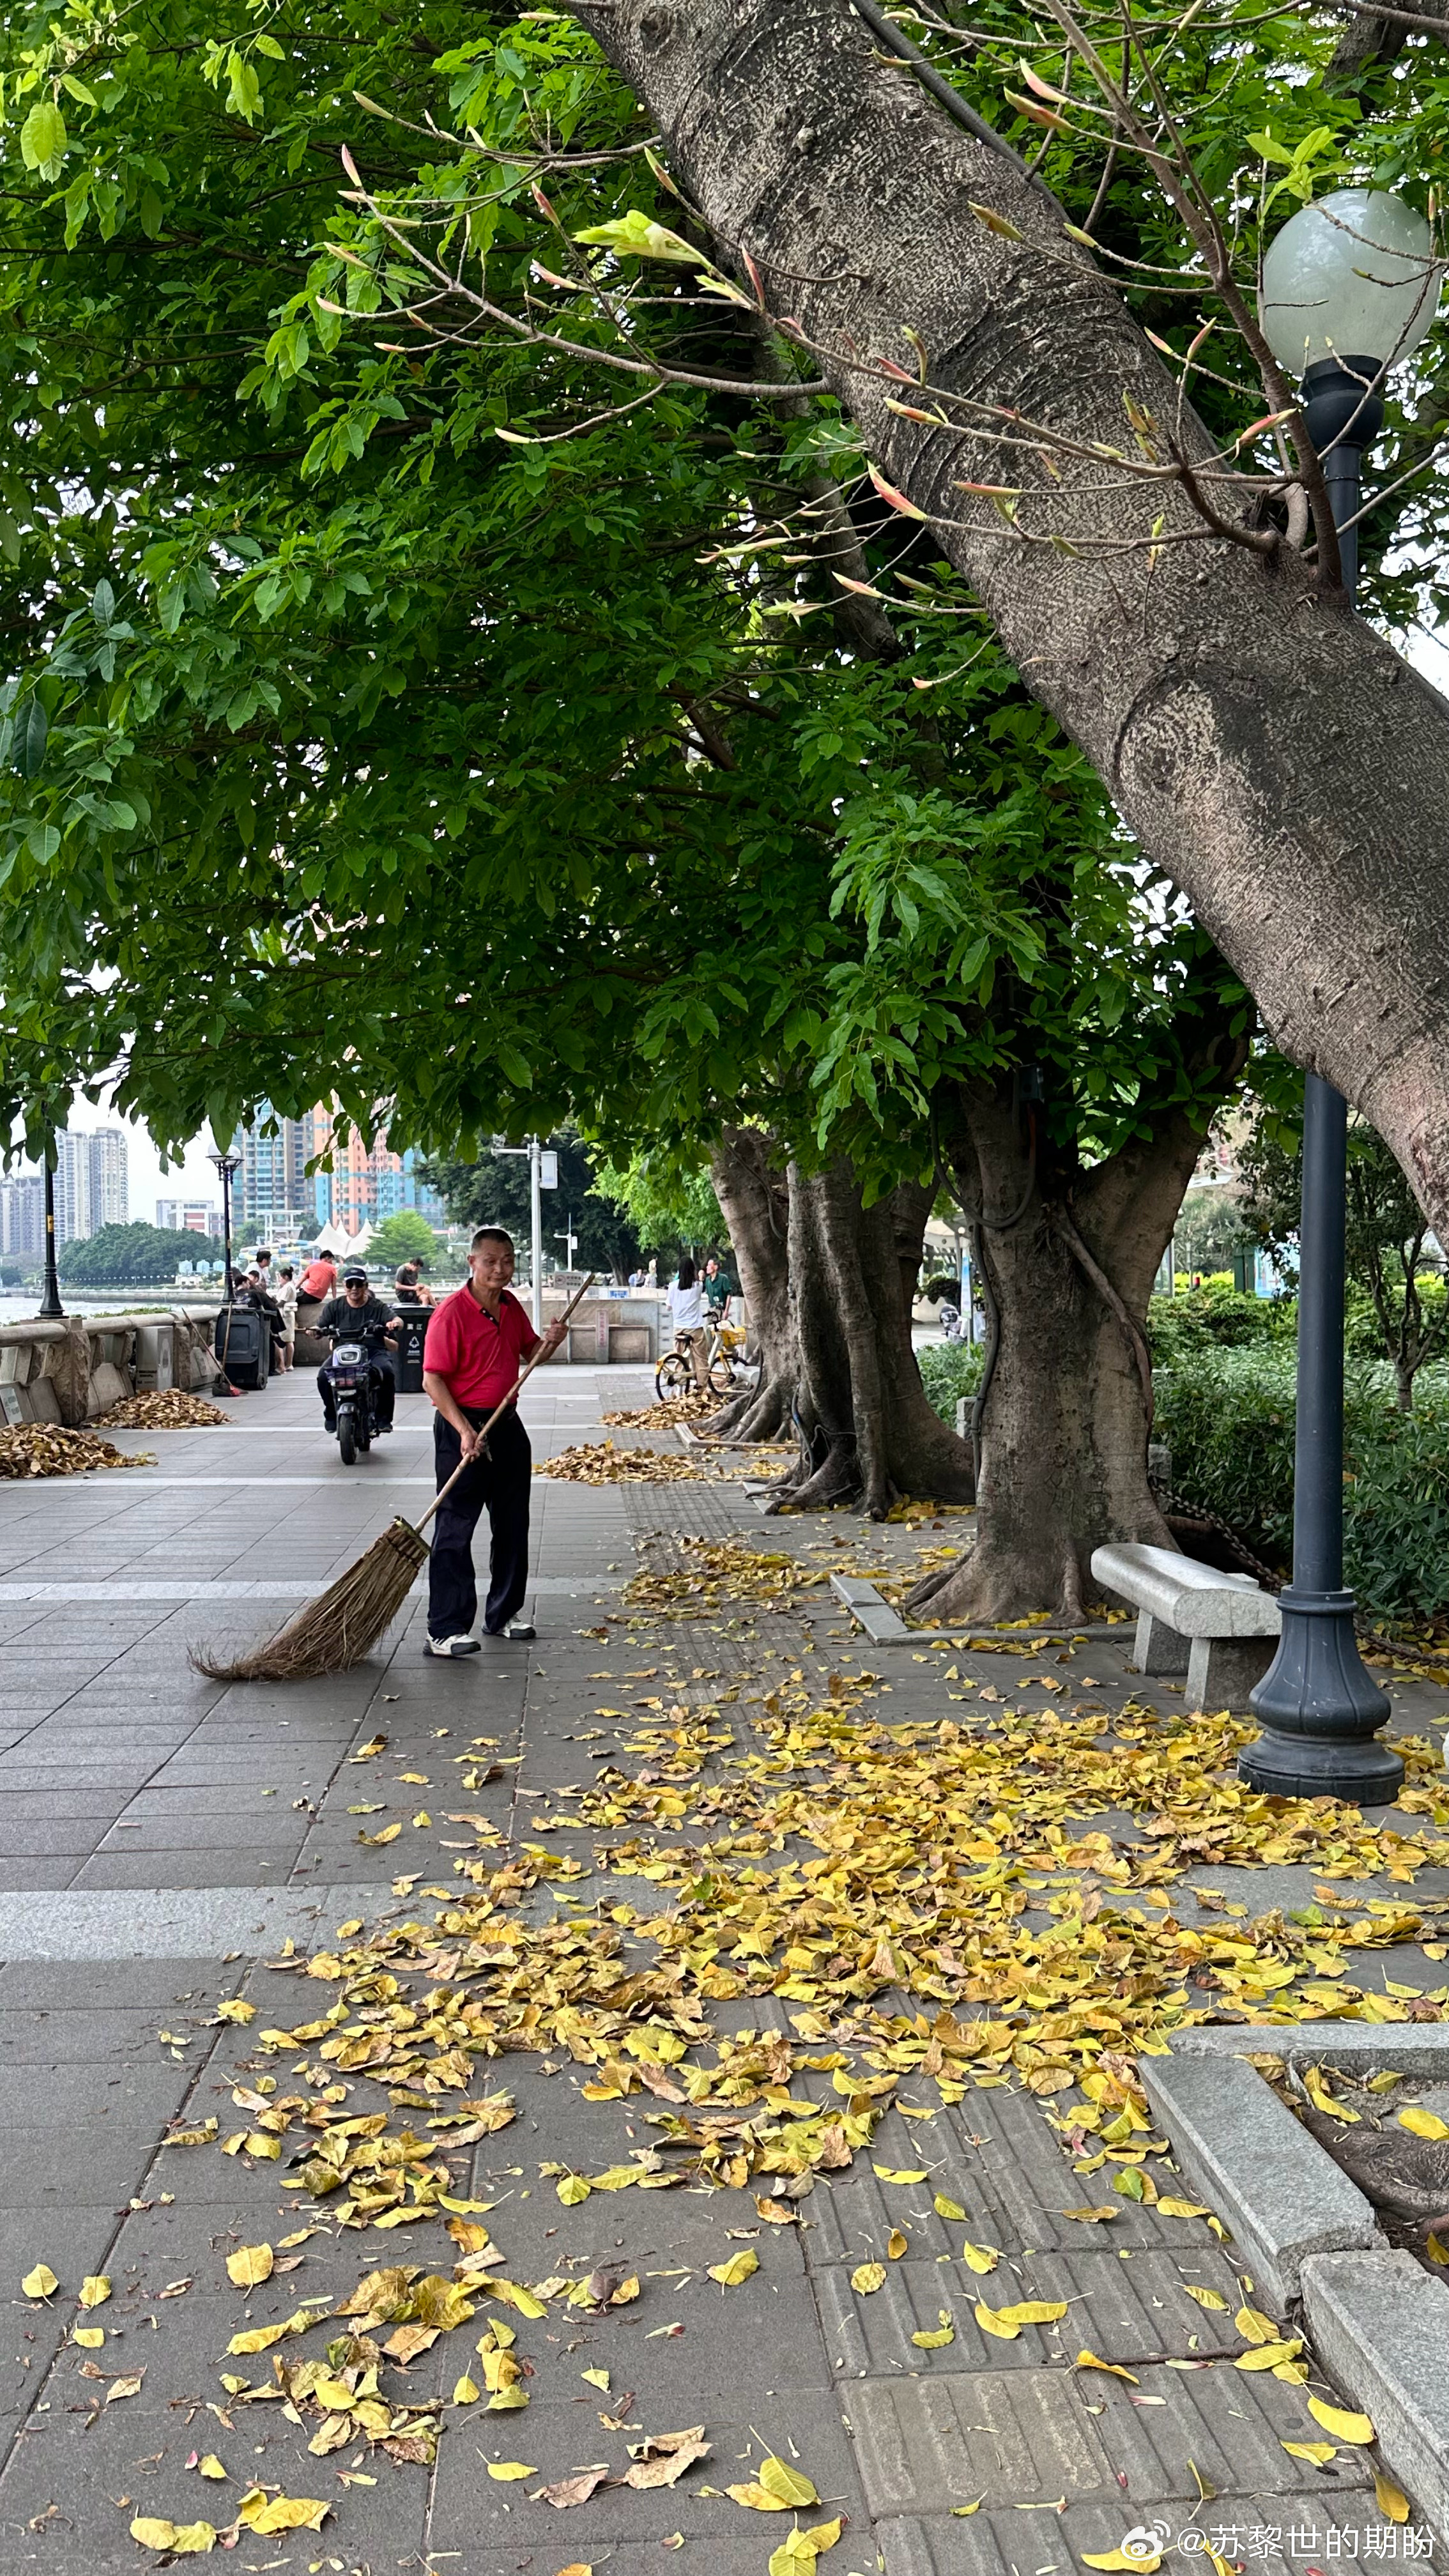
<box><xmin>423</xmin><ymin>1285</ymin><xmax>539</xmax><ymax>1409</ymax></box>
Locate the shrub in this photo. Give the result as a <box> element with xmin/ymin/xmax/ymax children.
<box><xmin>1148</xmin><ymin>1285</ymin><xmax>1292</xmax><ymax>1362</ymax></box>
<box><xmin>1154</xmin><ymin>1351</ymin><xmax>1449</xmax><ymax>1620</ymax></box>
<box><xmin>918</xmin><ymin>1337</ymin><xmax>986</xmax><ymax>1425</ymax></box>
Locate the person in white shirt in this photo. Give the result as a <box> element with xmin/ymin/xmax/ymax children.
<box><xmin>273</xmin><ymin>1264</ymin><xmax>298</xmax><ymax>1372</ymax></box>
<box><xmin>666</xmin><ymin>1256</ymin><xmax>708</xmax><ymax>1392</ymax></box>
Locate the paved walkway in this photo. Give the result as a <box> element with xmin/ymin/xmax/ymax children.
<box><xmin>0</xmin><ymin>1364</ymin><xmax>1446</xmax><ymax>2575</ymax></box>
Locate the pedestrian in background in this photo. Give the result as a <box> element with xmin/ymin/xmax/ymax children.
<box><xmin>274</xmin><ymin>1264</ymin><xmax>298</xmax><ymax>1370</ymax></box>
<box><xmin>667</xmin><ymin>1255</ymin><xmax>709</xmax><ymax>1393</ymax></box>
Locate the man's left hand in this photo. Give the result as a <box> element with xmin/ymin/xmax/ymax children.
<box><xmin>541</xmin><ymin>1321</ymin><xmax>568</xmax><ymax>1353</ymax></box>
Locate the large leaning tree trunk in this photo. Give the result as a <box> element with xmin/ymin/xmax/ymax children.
<box><xmin>707</xmin><ymin>1126</ymin><xmax>796</xmax><ymax>1440</ymax></box>
<box><xmin>769</xmin><ymin>1160</ymin><xmax>975</xmax><ymax>1517</ymax></box>
<box><xmin>908</xmin><ymin>1044</ymin><xmax>1248</xmax><ymax>1625</ymax></box>
<box><xmin>567</xmin><ymin>0</ymin><xmax>1449</xmax><ymax>1239</ymax></box>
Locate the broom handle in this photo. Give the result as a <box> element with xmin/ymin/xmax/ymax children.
<box><xmin>413</xmin><ymin>1272</ymin><xmax>599</xmax><ymax>1537</ymax></box>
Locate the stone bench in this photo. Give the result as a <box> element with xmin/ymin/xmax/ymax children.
<box><xmin>1089</xmin><ymin>1540</ymin><xmax>1280</xmax><ymax>1708</ymax></box>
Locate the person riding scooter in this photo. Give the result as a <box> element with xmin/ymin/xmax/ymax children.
<box><xmin>316</xmin><ymin>1268</ymin><xmax>400</xmax><ymax>1437</ymax></box>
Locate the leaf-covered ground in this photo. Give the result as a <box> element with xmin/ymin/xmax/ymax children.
<box><xmin>96</xmin><ymin>1527</ymin><xmax>1449</xmax><ymax>2564</ymax></box>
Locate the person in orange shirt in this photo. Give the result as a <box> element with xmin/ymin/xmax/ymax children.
<box><xmin>420</xmin><ymin>1226</ymin><xmax>567</xmax><ymax>1655</ymax></box>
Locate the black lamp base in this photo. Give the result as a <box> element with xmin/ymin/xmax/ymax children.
<box><xmin>1239</xmin><ymin>1587</ymin><xmax>1400</xmax><ymax>1801</ymax></box>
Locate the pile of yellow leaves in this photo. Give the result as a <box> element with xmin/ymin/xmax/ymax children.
<box><xmin>602</xmin><ymin>1397</ymin><xmax>724</xmax><ymax>1428</ymax></box>
<box><xmin>539</xmin><ymin>1441</ymin><xmax>702</xmax><ymax>1485</ymax></box>
<box><xmin>92</xmin><ymin>1390</ymin><xmax>230</xmax><ymax>1429</ymax></box>
<box><xmin>0</xmin><ymin>1422</ymin><xmax>154</xmax><ymax>1478</ymax></box>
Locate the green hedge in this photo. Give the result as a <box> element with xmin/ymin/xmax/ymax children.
<box><xmin>1148</xmin><ymin>1286</ymin><xmax>1294</xmax><ymax>1361</ymax></box>
<box><xmin>1155</xmin><ymin>1351</ymin><xmax>1449</xmax><ymax>1620</ymax></box>
<box><xmin>918</xmin><ymin>1338</ymin><xmax>986</xmax><ymax>1423</ymax></box>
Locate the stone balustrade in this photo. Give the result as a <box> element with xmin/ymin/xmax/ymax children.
<box><xmin>0</xmin><ymin>1307</ymin><xmax>224</xmax><ymax>1429</ymax></box>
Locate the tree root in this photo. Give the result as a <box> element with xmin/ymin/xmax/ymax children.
<box><xmin>903</xmin><ymin>1533</ymin><xmax>1092</xmax><ymax>1628</ymax></box>
<box><xmin>698</xmin><ymin>1373</ymin><xmax>793</xmax><ymax>1445</ymax></box>
<box><xmin>763</xmin><ymin>1435</ymin><xmax>863</xmax><ymax>1514</ymax></box>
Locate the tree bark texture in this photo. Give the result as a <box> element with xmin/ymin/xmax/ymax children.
<box><xmin>909</xmin><ymin>1068</ymin><xmax>1236</xmax><ymax>1621</ymax></box>
<box><xmin>568</xmin><ymin>0</ymin><xmax>1449</xmax><ymax>1236</ymax></box>
<box><xmin>770</xmin><ymin>1159</ymin><xmax>975</xmax><ymax>1515</ymax></box>
<box><xmin>707</xmin><ymin>1125</ymin><xmax>796</xmax><ymax>1439</ymax></box>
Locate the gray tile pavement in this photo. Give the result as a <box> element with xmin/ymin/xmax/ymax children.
<box><xmin>0</xmin><ymin>1363</ymin><xmax>1445</xmax><ymax>2567</ymax></box>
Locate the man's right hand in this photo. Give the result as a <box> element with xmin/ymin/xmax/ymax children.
<box><xmin>458</xmin><ymin>1423</ymin><xmax>482</xmax><ymax>1461</ymax></box>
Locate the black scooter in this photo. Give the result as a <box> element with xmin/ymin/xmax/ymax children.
<box><xmin>321</xmin><ymin>1335</ymin><xmax>377</xmax><ymax>1465</ymax></box>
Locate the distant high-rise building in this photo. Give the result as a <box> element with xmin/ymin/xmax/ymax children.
<box><xmin>54</xmin><ymin>1131</ymin><xmax>91</xmax><ymax>1245</ymax></box>
<box><xmin>307</xmin><ymin>1103</ymin><xmax>445</xmax><ymax>1234</ymax></box>
<box><xmin>157</xmin><ymin>1197</ymin><xmax>220</xmax><ymax>1236</ymax></box>
<box><xmin>0</xmin><ymin>1172</ymin><xmax>44</xmax><ymax>1259</ymax></box>
<box><xmin>233</xmin><ymin>1107</ymin><xmax>311</xmax><ymax>1241</ymax></box>
<box><xmin>51</xmin><ymin>1126</ymin><xmax>129</xmax><ymax>1244</ymax></box>
<box><xmin>89</xmin><ymin>1128</ymin><xmax>128</xmax><ymax>1231</ymax></box>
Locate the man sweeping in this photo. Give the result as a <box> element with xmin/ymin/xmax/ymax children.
<box><xmin>421</xmin><ymin>1226</ymin><xmax>568</xmax><ymax>1656</ymax></box>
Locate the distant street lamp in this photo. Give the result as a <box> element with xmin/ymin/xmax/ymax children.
<box><xmin>207</xmin><ymin>1147</ymin><xmax>242</xmax><ymax>1302</ymax></box>
<box><xmin>1243</xmin><ymin>190</ymin><xmax>1441</xmax><ymax>1800</ymax></box>
<box><xmin>36</xmin><ymin>1153</ymin><xmax>63</xmax><ymax>1321</ymax></box>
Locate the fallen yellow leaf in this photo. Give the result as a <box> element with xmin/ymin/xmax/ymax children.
<box><xmin>1376</xmin><ymin>2472</ymin><xmax>1411</xmax><ymax>2523</ymax></box>
<box><xmin>993</xmin><ymin>2299</ymin><xmax>1068</xmax><ymax>2326</ymax></box>
<box><xmin>1155</xmin><ymin>2196</ymin><xmax>1211</xmax><ymax>2219</ymax></box>
<box><xmin>850</xmin><ymin>2262</ymin><xmax>886</xmax><ymax>2294</ymax></box>
<box><xmin>73</xmin><ymin>2326</ymin><xmax>105</xmax><ymax>2349</ymax></box>
<box><xmin>486</xmin><ymin>2461</ymin><xmax>537</xmax><ymax>2481</ymax></box>
<box><xmin>78</xmin><ymin>2275</ymin><xmax>111</xmax><ymax>2308</ymax></box>
<box><xmin>974</xmin><ymin>2300</ymin><xmax>1020</xmax><ymax>2341</ymax></box>
<box><xmin>1282</xmin><ymin>2441</ymin><xmax>1338</xmax><ymax>2467</ymax></box>
<box><xmin>758</xmin><ymin>2457</ymin><xmax>819</xmax><ymax>2508</ymax></box>
<box><xmin>708</xmin><ymin>2248</ymin><xmax>759</xmax><ymax>2288</ymax></box>
<box><xmin>22</xmin><ymin>2264</ymin><xmax>57</xmax><ymax>2299</ymax></box>
<box><xmin>225</xmin><ymin>2243</ymin><xmax>273</xmax><ymax>2289</ymax></box>
<box><xmin>1399</xmin><ymin>2106</ymin><xmax>1449</xmax><ymax>2142</ymax></box>
<box><xmin>961</xmin><ymin>2240</ymin><xmax>999</xmax><ymax>2274</ymax></box>
<box><xmin>236</xmin><ymin>2488</ymin><xmax>329</xmax><ymax>2534</ymax></box>
<box><xmin>1235</xmin><ymin>2340</ymin><xmax>1303</xmax><ymax>2371</ymax></box>
<box><xmin>1183</xmin><ymin>2283</ymin><xmax>1227</xmax><ymax>2310</ymax></box>
<box><xmin>1075</xmin><ymin>2349</ymin><xmax>1138</xmax><ymax>2382</ymax></box>
<box><xmin>1234</xmin><ymin>2304</ymin><xmax>1279</xmax><ymax>2343</ymax></box>
<box><xmin>129</xmin><ymin>2518</ymin><xmax>217</xmax><ymax>2555</ymax></box>
<box><xmin>933</xmin><ymin>2193</ymin><xmax>967</xmax><ymax>2220</ymax></box>
<box><xmin>872</xmin><ymin>2165</ymin><xmax>927</xmax><ymax>2184</ymax></box>
<box><xmin>887</xmin><ymin>2229</ymin><xmax>908</xmax><ymax>2260</ymax></box>
<box><xmin>197</xmin><ymin>2456</ymin><xmax>227</xmax><ymax>2481</ymax></box>
<box><xmin>1307</xmin><ymin>2397</ymin><xmax>1376</xmax><ymax>2444</ymax></box>
<box><xmin>912</xmin><ymin>2311</ymin><xmax>955</xmax><ymax>2348</ymax></box>
<box><xmin>1084</xmin><ymin>2552</ymin><xmax>1161</xmax><ymax>2573</ymax></box>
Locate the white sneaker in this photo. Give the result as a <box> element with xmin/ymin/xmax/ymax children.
<box><xmin>503</xmin><ymin>1618</ymin><xmax>535</xmax><ymax>1641</ymax></box>
<box><xmin>426</xmin><ymin>1634</ymin><xmax>480</xmax><ymax>1657</ymax></box>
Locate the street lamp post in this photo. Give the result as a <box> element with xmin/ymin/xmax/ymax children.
<box><xmin>1243</xmin><ymin>189</ymin><xmax>1440</xmax><ymax>1800</ymax></box>
<box><xmin>206</xmin><ymin>1148</ymin><xmax>241</xmax><ymax>1303</ymax></box>
<box><xmin>36</xmin><ymin>1153</ymin><xmax>63</xmax><ymax>1321</ymax></box>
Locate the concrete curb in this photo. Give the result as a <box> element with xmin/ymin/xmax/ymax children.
<box><xmin>1140</xmin><ymin>2048</ymin><xmax>1379</xmax><ymax>2305</ymax></box>
<box><xmin>1300</xmin><ymin>2251</ymin><xmax>1449</xmax><ymax>2541</ymax></box>
<box><xmin>1147</xmin><ymin>2028</ymin><xmax>1449</xmax><ymax>2538</ymax></box>
<box><xmin>827</xmin><ymin>1574</ymin><xmax>1125</xmax><ymax>1648</ymax></box>
<box><xmin>1167</xmin><ymin>2020</ymin><xmax>1449</xmax><ymax>2077</ymax></box>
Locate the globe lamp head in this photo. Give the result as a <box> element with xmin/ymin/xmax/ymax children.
<box><xmin>1260</xmin><ymin>187</ymin><xmax>1439</xmax><ymax>377</ymax></box>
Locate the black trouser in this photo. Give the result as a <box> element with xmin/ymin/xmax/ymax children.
<box><xmin>428</xmin><ymin>1404</ymin><xmax>531</xmax><ymax>1639</ymax></box>
<box><xmin>318</xmin><ymin>1352</ymin><xmax>395</xmax><ymax>1430</ymax></box>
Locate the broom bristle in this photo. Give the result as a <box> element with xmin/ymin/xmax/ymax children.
<box><xmin>191</xmin><ymin>1519</ymin><xmax>429</xmax><ymax>1682</ymax></box>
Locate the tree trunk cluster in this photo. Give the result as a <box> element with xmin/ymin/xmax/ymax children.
<box><xmin>705</xmin><ymin>1032</ymin><xmax>1242</xmax><ymax>1618</ymax></box>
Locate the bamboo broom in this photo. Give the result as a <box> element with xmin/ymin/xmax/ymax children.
<box><xmin>192</xmin><ymin>1273</ymin><xmax>598</xmax><ymax>1682</ymax></box>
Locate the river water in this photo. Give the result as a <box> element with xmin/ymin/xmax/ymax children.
<box><xmin>0</xmin><ymin>1291</ymin><xmax>210</xmax><ymax>1330</ymax></box>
